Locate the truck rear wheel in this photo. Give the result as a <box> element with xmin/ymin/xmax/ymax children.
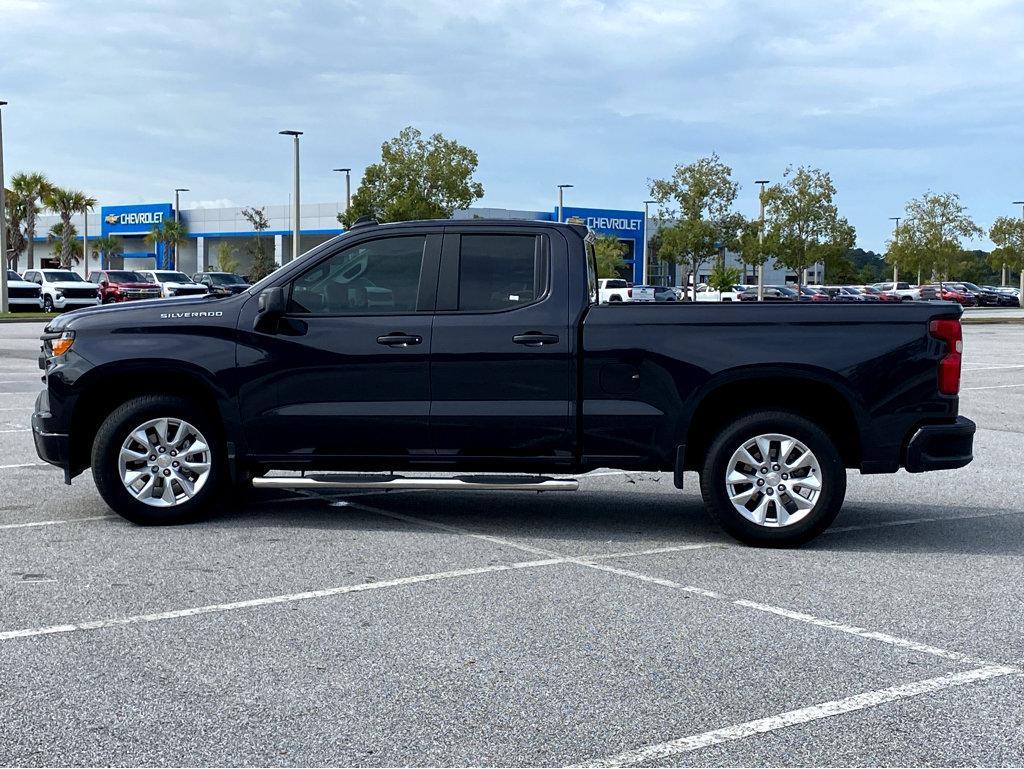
<box><xmin>699</xmin><ymin>411</ymin><xmax>846</xmax><ymax>546</ymax></box>
<box><xmin>91</xmin><ymin>395</ymin><xmax>224</xmax><ymax>525</ymax></box>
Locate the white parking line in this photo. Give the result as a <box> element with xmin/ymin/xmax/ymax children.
<box><xmin>961</xmin><ymin>383</ymin><xmax>1024</xmax><ymax>391</ymax></box>
<box><xmin>961</xmin><ymin>363</ymin><xmax>1024</xmax><ymax>370</ymax></box>
<box><xmin>0</xmin><ymin>428</ymin><xmax>30</xmax><ymax>434</ymax></box>
<box><xmin>0</xmin><ymin>462</ymin><xmax>50</xmax><ymax>470</ymax></box>
<box><xmin>570</xmin><ymin>665</ymin><xmax>1019</xmax><ymax>767</ymax></box>
<box><xmin>0</xmin><ymin>516</ymin><xmax>114</xmax><ymax>530</ymax></box>
<box><xmin>348</xmin><ymin>502</ymin><xmax>1001</xmax><ymax>667</ymax></box>
<box><xmin>0</xmin><ymin>557</ymin><xmax>567</xmax><ymax>642</ymax></box>
<box><xmin>828</xmin><ymin>508</ymin><xmax>1024</xmax><ymax>533</ymax></box>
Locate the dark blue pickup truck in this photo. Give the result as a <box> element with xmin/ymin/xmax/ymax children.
<box><xmin>32</xmin><ymin>218</ymin><xmax>974</xmax><ymax>545</ymax></box>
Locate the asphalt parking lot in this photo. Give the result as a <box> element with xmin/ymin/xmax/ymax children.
<box><xmin>0</xmin><ymin>319</ymin><xmax>1022</xmax><ymax>767</ymax></box>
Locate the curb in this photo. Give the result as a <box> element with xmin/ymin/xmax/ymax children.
<box><xmin>0</xmin><ymin>317</ymin><xmax>54</xmax><ymax>324</ymax></box>
<box><xmin>961</xmin><ymin>317</ymin><xmax>1024</xmax><ymax>325</ymax></box>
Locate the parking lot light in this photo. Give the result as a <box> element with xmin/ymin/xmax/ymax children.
<box><xmin>557</xmin><ymin>184</ymin><xmax>573</xmax><ymax>223</ymax></box>
<box><xmin>0</xmin><ymin>100</ymin><xmax>8</xmax><ymax>313</ymax></box>
<box><xmin>280</xmin><ymin>131</ymin><xmax>303</xmax><ymax>262</ymax></box>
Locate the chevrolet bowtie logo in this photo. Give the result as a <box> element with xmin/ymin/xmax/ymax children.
<box><xmin>104</xmin><ymin>213</ymin><xmax>119</xmax><ymax>225</ymax></box>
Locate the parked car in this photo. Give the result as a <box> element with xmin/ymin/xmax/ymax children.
<box><xmin>816</xmin><ymin>286</ymin><xmax>877</xmax><ymax>302</ymax></box>
<box><xmin>737</xmin><ymin>285</ymin><xmax>798</xmax><ymax>302</ymax></box>
<box><xmin>33</xmin><ymin>217</ymin><xmax>974</xmax><ymax>547</ymax></box>
<box><xmin>632</xmin><ymin>284</ymin><xmax>678</xmax><ymax>302</ymax></box>
<box><xmin>597</xmin><ymin>278</ymin><xmax>631</xmax><ymax>303</ymax></box>
<box><xmin>947</xmin><ymin>282</ymin><xmax>1010</xmax><ymax>307</ymax></box>
<box><xmin>796</xmin><ymin>286</ymin><xmax>831</xmax><ymax>302</ymax></box>
<box><xmin>872</xmin><ymin>282</ymin><xmax>937</xmax><ymax>301</ymax></box>
<box><xmin>192</xmin><ymin>272</ymin><xmax>252</xmax><ymax>297</ymax></box>
<box><xmin>696</xmin><ymin>284</ymin><xmax>746</xmax><ymax>302</ymax></box>
<box><xmin>137</xmin><ymin>270</ymin><xmax>208</xmax><ymax>299</ymax></box>
<box><xmin>982</xmin><ymin>286</ymin><xmax>1022</xmax><ymax>306</ymax></box>
<box><xmin>87</xmin><ymin>270</ymin><xmax>162</xmax><ymax>304</ymax></box>
<box><xmin>22</xmin><ymin>269</ymin><xmax>100</xmax><ymax>312</ymax></box>
<box><xmin>923</xmin><ymin>285</ymin><xmax>977</xmax><ymax>307</ymax></box>
<box><xmin>5</xmin><ymin>270</ymin><xmax>42</xmax><ymax>311</ymax></box>
<box><xmin>858</xmin><ymin>285</ymin><xmax>900</xmax><ymax>302</ymax></box>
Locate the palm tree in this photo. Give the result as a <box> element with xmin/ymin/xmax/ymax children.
<box><xmin>45</xmin><ymin>187</ymin><xmax>96</xmax><ymax>268</ymax></box>
<box><xmin>10</xmin><ymin>172</ymin><xmax>53</xmax><ymax>270</ymax></box>
<box><xmin>90</xmin><ymin>235</ymin><xmax>123</xmax><ymax>268</ymax></box>
<box><xmin>3</xmin><ymin>186</ymin><xmax>29</xmax><ymax>270</ymax></box>
<box><xmin>46</xmin><ymin>222</ymin><xmax>83</xmax><ymax>266</ymax></box>
<box><xmin>145</xmin><ymin>219</ymin><xmax>188</xmax><ymax>270</ymax></box>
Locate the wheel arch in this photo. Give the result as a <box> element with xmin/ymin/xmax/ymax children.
<box><xmin>682</xmin><ymin>366</ymin><xmax>867</xmax><ymax>471</ymax></box>
<box><xmin>69</xmin><ymin>360</ymin><xmax>244</xmax><ymax>478</ymax></box>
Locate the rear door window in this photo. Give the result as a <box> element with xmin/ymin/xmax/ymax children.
<box><xmin>457</xmin><ymin>234</ymin><xmax>545</xmax><ymax>311</ymax></box>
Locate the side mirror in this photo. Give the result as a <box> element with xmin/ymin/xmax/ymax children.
<box><xmin>258</xmin><ymin>287</ymin><xmax>286</xmax><ymax>317</ymax></box>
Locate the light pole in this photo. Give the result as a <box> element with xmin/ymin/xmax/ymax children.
<box><xmin>642</xmin><ymin>199</ymin><xmax>656</xmax><ymax>286</ymax></box>
<box><xmin>755</xmin><ymin>180</ymin><xmax>769</xmax><ymax>301</ymax></box>
<box><xmin>280</xmin><ymin>130</ymin><xmax>303</xmax><ymax>262</ymax></box>
<box><xmin>557</xmin><ymin>184</ymin><xmax>573</xmax><ymax>223</ymax></box>
<box><xmin>0</xmin><ymin>100</ymin><xmax>7</xmax><ymax>313</ymax></box>
<box><xmin>889</xmin><ymin>216</ymin><xmax>901</xmax><ymax>284</ymax></box>
<box><xmin>173</xmin><ymin>188</ymin><xmax>188</xmax><ymax>270</ymax></box>
<box><xmin>333</xmin><ymin>168</ymin><xmax>351</xmax><ymax>215</ymax></box>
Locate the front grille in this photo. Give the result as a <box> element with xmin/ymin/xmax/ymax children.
<box><xmin>60</xmin><ymin>287</ymin><xmax>98</xmax><ymax>299</ymax></box>
<box><xmin>172</xmin><ymin>287</ymin><xmax>207</xmax><ymax>296</ymax></box>
<box><xmin>8</xmin><ymin>286</ymin><xmax>39</xmax><ymax>299</ymax></box>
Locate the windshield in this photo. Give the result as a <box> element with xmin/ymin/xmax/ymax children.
<box><xmin>604</xmin><ymin>279</ymin><xmax>627</xmax><ymax>289</ymax></box>
<box><xmin>106</xmin><ymin>271</ymin><xmax>147</xmax><ymax>283</ymax></box>
<box><xmin>154</xmin><ymin>272</ymin><xmax>193</xmax><ymax>283</ymax></box>
<box><xmin>843</xmin><ymin>286</ymin><xmax>863</xmax><ymax>294</ymax></box>
<box><xmin>210</xmin><ymin>273</ymin><xmax>248</xmax><ymax>285</ymax></box>
<box><xmin>960</xmin><ymin>282</ymin><xmax>982</xmax><ymax>291</ymax></box>
<box><xmin>43</xmin><ymin>270</ymin><xmax>84</xmax><ymax>282</ymax></box>
<box><xmin>776</xmin><ymin>286</ymin><xmax>798</xmax><ymax>296</ymax></box>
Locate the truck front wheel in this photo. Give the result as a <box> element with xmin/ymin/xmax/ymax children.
<box><xmin>699</xmin><ymin>411</ymin><xmax>846</xmax><ymax>546</ymax></box>
<box><xmin>91</xmin><ymin>395</ymin><xmax>224</xmax><ymax>525</ymax></box>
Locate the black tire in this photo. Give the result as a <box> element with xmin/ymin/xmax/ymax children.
<box><xmin>91</xmin><ymin>394</ymin><xmax>225</xmax><ymax>525</ymax></box>
<box><xmin>699</xmin><ymin>411</ymin><xmax>846</xmax><ymax>547</ymax></box>
<box><xmin>42</xmin><ymin>295</ymin><xmax>54</xmax><ymax>312</ymax></box>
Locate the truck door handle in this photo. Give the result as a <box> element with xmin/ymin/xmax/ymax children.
<box><xmin>377</xmin><ymin>333</ymin><xmax>422</xmax><ymax>347</ymax></box>
<box><xmin>513</xmin><ymin>332</ymin><xmax>559</xmax><ymax>346</ymax></box>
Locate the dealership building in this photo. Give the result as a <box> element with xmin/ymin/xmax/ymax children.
<box><xmin>30</xmin><ymin>200</ymin><xmax>813</xmax><ymax>286</ymax></box>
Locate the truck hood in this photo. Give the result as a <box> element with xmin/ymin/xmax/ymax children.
<box><xmin>44</xmin><ymin>293</ymin><xmax>221</xmax><ymax>333</ymax></box>
<box><xmin>109</xmin><ymin>282</ymin><xmax>160</xmax><ymax>289</ymax></box>
<box><xmin>50</xmin><ymin>281</ymin><xmax>99</xmax><ymax>290</ymax></box>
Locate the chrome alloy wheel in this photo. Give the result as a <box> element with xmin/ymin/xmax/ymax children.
<box><xmin>725</xmin><ymin>433</ymin><xmax>822</xmax><ymax>528</ymax></box>
<box><xmin>118</xmin><ymin>417</ymin><xmax>212</xmax><ymax>507</ymax></box>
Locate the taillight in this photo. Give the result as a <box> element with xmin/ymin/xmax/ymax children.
<box><xmin>627</xmin><ymin>288</ymin><xmax>632</xmax><ymax>297</ymax></box>
<box><xmin>929</xmin><ymin>318</ymin><xmax>962</xmax><ymax>395</ymax></box>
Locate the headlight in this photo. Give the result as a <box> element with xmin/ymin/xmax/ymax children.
<box><xmin>55</xmin><ymin>290</ymin><xmax>64</xmax><ymax>298</ymax></box>
<box><xmin>41</xmin><ymin>330</ymin><xmax>75</xmax><ymax>357</ymax></box>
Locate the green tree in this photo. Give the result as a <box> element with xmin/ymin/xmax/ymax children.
<box><xmin>649</xmin><ymin>153</ymin><xmax>742</xmax><ymax>300</ymax></box>
<box><xmin>241</xmin><ymin>207</ymin><xmax>275</xmax><ymax>281</ymax></box>
<box><xmin>763</xmin><ymin>166</ymin><xmax>855</xmax><ymax>290</ymax></box>
<box><xmin>593</xmin><ymin>234</ymin><xmax>626</xmax><ymax>278</ymax></box>
<box><xmin>735</xmin><ymin>217</ymin><xmax>772</xmax><ymax>283</ymax></box>
<box><xmin>213</xmin><ymin>241</ymin><xmax>240</xmax><ymax>274</ymax></box>
<box><xmin>340</xmin><ymin>127</ymin><xmax>484</xmax><ymax>228</ymax></box>
<box><xmin>90</xmin><ymin>235</ymin><xmax>123</xmax><ymax>267</ymax></box>
<box><xmin>145</xmin><ymin>219</ymin><xmax>189</xmax><ymax>271</ymax></box>
<box><xmin>46</xmin><ymin>222</ymin><xmax>82</xmax><ymax>266</ymax></box>
<box><xmin>896</xmin><ymin>192</ymin><xmax>982</xmax><ymax>282</ymax></box>
<box><xmin>45</xmin><ymin>187</ymin><xmax>96</xmax><ymax>268</ymax></box>
<box><xmin>989</xmin><ymin>215</ymin><xmax>1024</xmax><ymax>306</ymax></box>
<box><xmin>10</xmin><ymin>172</ymin><xmax>53</xmax><ymax>270</ymax></box>
<box><xmin>707</xmin><ymin>263</ymin><xmax>742</xmax><ymax>293</ymax></box>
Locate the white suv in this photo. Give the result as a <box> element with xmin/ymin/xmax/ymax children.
<box><xmin>5</xmin><ymin>270</ymin><xmax>43</xmax><ymax>311</ymax></box>
<box><xmin>22</xmin><ymin>269</ymin><xmax>100</xmax><ymax>312</ymax></box>
<box><xmin>137</xmin><ymin>270</ymin><xmax>209</xmax><ymax>299</ymax></box>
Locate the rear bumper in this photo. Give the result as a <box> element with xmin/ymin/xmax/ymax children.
<box><xmin>904</xmin><ymin>417</ymin><xmax>975</xmax><ymax>473</ymax></box>
<box><xmin>32</xmin><ymin>390</ymin><xmax>71</xmax><ymax>483</ymax></box>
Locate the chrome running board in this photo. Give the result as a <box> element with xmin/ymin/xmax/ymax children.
<box><xmin>252</xmin><ymin>473</ymin><xmax>579</xmax><ymax>492</ymax></box>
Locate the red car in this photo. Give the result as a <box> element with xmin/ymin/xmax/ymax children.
<box><xmin>923</xmin><ymin>284</ymin><xmax>978</xmax><ymax>307</ymax></box>
<box><xmin>858</xmin><ymin>285</ymin><xmax>900</xmax><ymax>302</ymax></box>
<box><xmin>88</xmin><ymin>270</ymin><xmax>163</xmax><ymax>303</ymax></box>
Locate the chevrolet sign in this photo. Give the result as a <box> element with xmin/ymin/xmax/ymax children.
<box><xmin>100</xmin><ymin>203</ymin><xmax>174</xmax><ymax>235</ymax></box>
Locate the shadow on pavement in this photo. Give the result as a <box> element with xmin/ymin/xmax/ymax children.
<box><xmin>208</xmin><ymin>488</ymin><xmax>1024</xmax><ymax>557</ymax></box>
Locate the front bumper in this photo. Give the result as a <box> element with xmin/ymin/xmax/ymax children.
<box><xmin>904</xmin><ymin>416</ymin><xmax>975</xmax><ymax>473</ymax></box>
<box><xmin>32</xmin><ymin>390</ymin><xmax>71</xmax><ymax>483</ymax></box>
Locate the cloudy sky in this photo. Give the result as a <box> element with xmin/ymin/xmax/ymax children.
<box><xmin>2</xmin><ymin>0</ymin><xmax>1022</xmax><ymax>250</ymax></box>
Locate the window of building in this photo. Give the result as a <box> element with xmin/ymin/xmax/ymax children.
<box><xmin>458</xmin><ymin>235</ymin><xmax>544</xmax><ymax>311</ymax></box>
<box><xmin>288</xmin><ymin>236</ymin><xmax>425</xmax><ymax>314</ymax></box>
